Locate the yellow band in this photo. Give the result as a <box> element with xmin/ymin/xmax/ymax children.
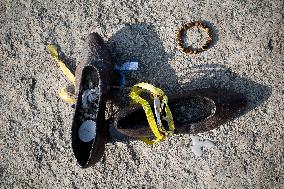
<box><xmin>58</xmin><ymin>88</ymin><xmax>77</xmax><ymax>104</ymax></box>
<box><xmin>48</xmin><ymin>44</ymin><xmax>77</xmax><ymax>104</ymax></box>
<box><xmin>48</xmin><ymin>45</ymin><xmax>76</xmax><ymax>85</ymax></box>
<box><xmin>130</xmin><ymin>82</ymin><xmax>175</xmax><ymax>145</ymax></box>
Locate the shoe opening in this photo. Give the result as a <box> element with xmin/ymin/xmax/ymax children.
<box><xmin>72</xmin><ymin>65</ymin><xmax>100</xmax><ymax>167</ymax></box>
<box><xmin>170</xmin><ymin>96</ymin><xmax>216</xmax><ymax>125</ymax></box>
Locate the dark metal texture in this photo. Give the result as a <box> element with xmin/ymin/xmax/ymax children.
<box><xmin>113</xmin><ymin>88</ymin><xmax>247</xmax><ymax>138</ymax></box>
<box><xmin>71</xmin><ymin>33</ymin><xmax>113</xmax><ymax>168</ymax></box>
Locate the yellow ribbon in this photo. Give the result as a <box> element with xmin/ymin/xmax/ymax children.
<box><xmin>130</xmin><ymin>82</ymin><xmax>175</xmax><ymax>145</ymax></box>
<box><xmin>48</xmin><ymin>45</ymin><xmax>76</xmax><ymax>103</ymax></box>
<box><xmin>58</xmin><ymin>88</ymin><xmax>77</xmax><ymax>104</ymax></box>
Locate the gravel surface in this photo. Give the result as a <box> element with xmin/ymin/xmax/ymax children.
<box><xmin>0</xmin><ymin>0</ymin><xmax>283</xmax><ymax>188</ymax></box>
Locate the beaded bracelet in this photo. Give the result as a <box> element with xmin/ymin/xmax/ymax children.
<box><xmin>177</xmin><ymin>22</ymin><xmax>213</xmax><ymax>55</ymax></box>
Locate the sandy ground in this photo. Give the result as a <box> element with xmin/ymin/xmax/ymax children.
<box><xmin>0</xmin><ymin>0</ymin><xmax>283</xmax><ymax>188</ymax></box>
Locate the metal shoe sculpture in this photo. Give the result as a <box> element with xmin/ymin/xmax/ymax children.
<box><xmin>114</xmin><ymin>88</ymin><xmax>247</xmax><ymax>138</ymax></box>
<box><xmin>71</xmin><ymin>33</ymin><xmax>113</xmax><ymax>168</ymax></box>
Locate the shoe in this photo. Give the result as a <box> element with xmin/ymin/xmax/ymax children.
<box><xmin>113</xmin><ymin>88</ymin><xmax>247</xmax><ymax>138</ymax></box>
<box><xmin>71</xmin><ymin>33</ymin><xmax>113</xmax><ymax>168</ymax></box>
